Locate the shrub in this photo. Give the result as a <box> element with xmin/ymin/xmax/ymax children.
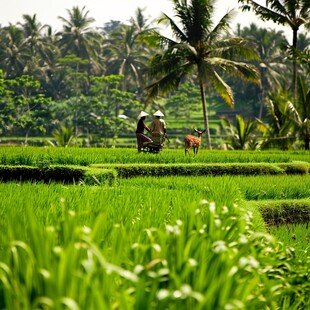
<box><xmin>93</xmin><ymin>163</ymin><xmax>285</xmax><ymax>178</ymax></box>
<box><xmin>0</xmin><ymin>165</ymin><xmax>117</xmax><ymax>185</ymax></box>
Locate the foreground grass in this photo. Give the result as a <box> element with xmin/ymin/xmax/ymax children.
<box><xmin>0</xmin><ymin>148</ymin><xmax>310</xmax><ymax>308</ymax></box>
<box><xmin>270</xmin><ymin>223</ymin><xmax>310</xmax><ymax>261</ymax></box>
<box><xmin>0</xmin><ymin>179</ymin><xmax>309</xmax><ymax>309</ymax></box>
<box><xmin>1</xmin><ymin>175</ymin><xmax>310</xmax><ymax>247</ymax></box>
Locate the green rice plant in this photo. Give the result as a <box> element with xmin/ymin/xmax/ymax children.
<box><xmin>1</xmin><ymin>147</ymin><xmax>310</xmax><ymax>166</ymax></box>
<box><xmin>0</xmin><ymin>169</ymin><xmax>310</xmax><ymax>308</ymax></box>
<box><xmin>0</xmin><ymin>206</ymin><xmax>138</xmax><ymax>309</ymax></box>
<box><xmin>269</xmin><ymin>223</ymin><xmax>310</xmax><ymax>261</ymax></box>
<box><xmin>129</xmin><ymin>202</ymin><xmax>310</xmax><ymax>309</ymax></box>
<box><xmin>0</xmin><ymin>177</ymin><xmax>242</xmax><ymax>247</ymax></box>
<box><xmin>1</xmin><ymin>193</ymin><xmax>309</xmax><ymax>309</ymax></box>
<box><xmin>232</xmin><ymin>175</ymin><xmax>310</xmax><ymax>200</ymax></box>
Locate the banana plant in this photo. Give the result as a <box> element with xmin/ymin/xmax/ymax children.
<box><xmin>47</xmin><ymin>125</ymin><xmax>75</xmax><ymax>147</ymax></box>
<box><xmin>263</xmin><ymin>77</ymin><xmax>310</xmax><ymax>150</ymax></box>
<box><xmin>221</xmin><ymin>114</ymin><xmax>261</xmax><ymax>150</ymax></box>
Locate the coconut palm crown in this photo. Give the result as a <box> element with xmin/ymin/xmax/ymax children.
<box><xmin>145</xmin><ymin>0</ymin><xmax>260</xmax><ymax>149</ymax></box>
<box><xmin>238</xmin><ymin>0</ymin><xmax>310</xmax><ymax>105</ymax></box>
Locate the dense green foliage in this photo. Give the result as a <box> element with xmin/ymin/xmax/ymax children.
<box><xmin>0</xmin><ymin>1</ymin><xmax>309</xmax><ymax>150</ymax></box>
<box><xmin>0</xmin><ymin>0</ymin><xmax>309</xmax><ymax>304</ymax></box>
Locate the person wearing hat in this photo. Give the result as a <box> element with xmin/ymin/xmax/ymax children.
<box><xmin>136</xmin><ymin>111</ymin><xmax>153</xmax><ymax>152</ymax></box>
<box><xmin>150</xmin><ymin>110</ymin><xmax>167</xmax><ymax>144</ymax></box>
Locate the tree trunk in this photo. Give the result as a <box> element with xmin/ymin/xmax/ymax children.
<box><xmin>292</xmin><ymin>28</ymin><xmax>298</xmax><ymax>106</ymax></box>
<box><xmin>258</xmin><ymin>66</ymin><xmax>266</xmax><ymax>119</ymax></box>
<box><xmin>305</xmin><ymin>138</ymin><xmax>309</xmax><ymax>151</ymax></box>
<box><xmin>199</xmin><ymin>82</ymin><xmax>212</xmax><ymax>150</ymax></box>
<box><xmin>305</xmin><ymin>130</ymin><xmax>310</xmax><ymax>150</ymax></box>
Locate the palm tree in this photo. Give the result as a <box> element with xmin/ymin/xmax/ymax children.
<box><xmin>145</xmin><ymin>0</ymin><xmax>260</xmax><ymax>149</ymax></box>
<box><xmin>129</xmin><ymin>7</ymin><xmax>155</xmax><ymax>33</ymax></box>
<box><xmin>0</xmin><ymin>25</ymin><xmax>31</xmax><ymax>78</ymax></box>
<box><xmin>103</xmin><ymin>24</ymin><xmax>150</xmax><ymax>91</ymax></box>
<box><xmin>292</xmin><ymin>75</ymin><xmax>310</xmax><ymax>150</ymax></box>
<box><xmin>18</xmin><ymin>14</ymin><xmax>55</xmax><ymax>77</ymax></box>
<box><xmin>239</xmin><ymin>23</ymin><xmax>289</xmax><ymax>118</ymax></box>
<box><xmin>18</xmin><ymin>14</ymin><xmax>51</xmax><ymax>56</ymax></box>
<box><xmin>57</xmin><ymin>6</ymin><xmax>103</xmax><ymax>74</ymax></box>
<box><xmin>103</xmin><ymin>9</ymin><xmax>156</xmax><ymax>92</ymax></box>
<box><xmin>238</xmin><ymin>0</ymin><xmax>310</xmax><ymax>104</ymax></box>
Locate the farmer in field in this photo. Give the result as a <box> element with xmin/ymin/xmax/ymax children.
<box><xmin>136</xmin><ymin>111</ymin><xmax>153</xmax><ymax>153</ymax></box>
<box><xmin>150</xmin><ymin>110</ymin><xmax>167</xmax><ymax>144</ymax></box>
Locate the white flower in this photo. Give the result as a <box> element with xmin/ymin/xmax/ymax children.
<box><xmin>212</xmin><ymin>240</ymin><xmax>227</xmax><ymax>253</ymax></box>
<box><xmin>209</xmin><ymin>202</ymin><xmax>216</xmax><ymax>213</ymax></box>
<box><xmin>215</xmin><ymin>219</ymin><xmax>222</xmax><ymax>227</ymax></box>
<box><xmin>157</xmin><ymin>289</ymin><xmax>170</xmax><ymax>300</ymax></box>
<box><xmin>82</xmin><ymin>225</ymin><xmax>91</xmax><ymax>235</ymax></box>
<box><xmin>176</xmin><ymin>219</ymin><xmax>183</xmax><ymax>226</ymax></box>
<box><xmin>166</xmin><ymin>225</ymin><xmax>174</xmax><ymax>233</ymax></box>
<box><xmin>152</xmin><ymin>243</ymin><xmax>161</xmax><ymax>253</ymax></box>
<box><xmin>172</xmin><ymin>290</ymin><xmax>182</xmax><ymax>299</ymax></box>
<box><xmin>181</xmin><ymin>284</ymin><xmax>192</xmax><ymax>295</ymax></box>
<box><xmin>134</xmin><ymin>264</ymin><xmax>144</xmax><ymax>274</ymax></box>
<box><xmin>188</xmin><ymin>258</ymin><xmax>198</xmax><ymax>267</ymax></box>
<box><xmin>222</xmin><ymin>206</ymin><xmax>229</xmax><ymax>214</ymax></box>
<box><xmin>238</xmin><ymin>234</ymin><xmax>248</xmax><ymax>244</ymax></box>
<box><xmin>228</xmin><ymin>266</ymin><xmax>238</xmax><ymax>277</ymax></box>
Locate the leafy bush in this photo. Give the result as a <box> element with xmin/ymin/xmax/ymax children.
<box><xmin>278</xmin><ymin>162</ymin><xmax>310</xmax><ymax>175</ymax></box>
<box><xmin>256</xmin><ymin>200</ymin><xmax>310</xmax><ymax>226</ymax></box>
<box><xmin>94</xmin><ymin>163</ymin><xmax>285</xmax><ymax>178</ymax></box>
<box><xmin>0</xmin><ymin>165</ymin><xmax>116</xmax><ymax>185</ymax></box>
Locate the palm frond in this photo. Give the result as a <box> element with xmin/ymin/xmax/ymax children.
<box><xmin>207</xmin><ymin>9</ymin><xmax>236</xmax><ymax>42</ymax></box>
<box><xmin>145</xmin><ymin>68</ymin><xmax>184</xmax><ymax>102</ymax></box>
<box><xmin>244</xmin><ymin>0</ymin><xmax>288</xmax><ymax>24</ymax></box>
<box><xmin>208</xmin><ymin>57</ymin><xmax>260</xmax><ymax>84</ymax></box>
<box><xmin>158</xmin><ymin>13</ymin><xmax>188</xmax><ymax>42</ymax></box>
<box><xmin>214</xmin><ymin>37</ymin><xmax>260</xmax><ymax>61</ymax></box>
<box><xmin>142</xmin><ymin>30</ymin><xmax>178</xmax><ymax>50</ymax></box>
<box><xmin>210</xmin><ymin>69</ymin><xmax>234</xmax><ymax>109</ymax></box>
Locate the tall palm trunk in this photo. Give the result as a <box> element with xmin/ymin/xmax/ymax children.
<box><xmin>199</xmin><ymin>82</ymin><xmax>212</xmax><ymax>149</ymax></box>
<box><xmin>292</xmin><ymin>28</ymin><xmax>298</xmax><ymax>106</ymax></box>
<box><xmin>258</xmin><ymin>66</ymin><xmax>267</xmax><ymax>119</ymax></box>
<box><xmin>305</xmin><ymin>128</ymin><xmax>310</xmax><ymax>150</ymax></box>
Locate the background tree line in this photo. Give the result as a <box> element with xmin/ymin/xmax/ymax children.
<box><xmin>0</xmin><ymin>0</ymin><xmax>309</xmax><ymax>149</ymax></box>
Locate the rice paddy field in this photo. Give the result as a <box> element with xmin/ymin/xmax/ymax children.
<box><xmin>0</xmin><ymin>146</ymin><xmax>309</xmax><ymax>309</ymax></box>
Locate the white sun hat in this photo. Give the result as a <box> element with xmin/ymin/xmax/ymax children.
<box><xmin>138</xmin><ymin>111</ymin><xmax>149</xmax><ymax>118</ymax></box>
<box><xmin>153</xmin><ymin>110</ymin><xmax>164</xmax><ymax>117</ymax></box>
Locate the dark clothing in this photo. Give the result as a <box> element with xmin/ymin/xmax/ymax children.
<box><xmin>136</xmin><ymin>117</ymin><xmax>153</xmax><ymax>152</ymax></box>
<box><xmin>136</xmin><ymin>118</ymin><xmax>147</xmax><ymax>134</ymax></box>
<box><xmin>136</xmin><ymin>133</ymin><xmax>152</xmax><ymax>151</ymax></box>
